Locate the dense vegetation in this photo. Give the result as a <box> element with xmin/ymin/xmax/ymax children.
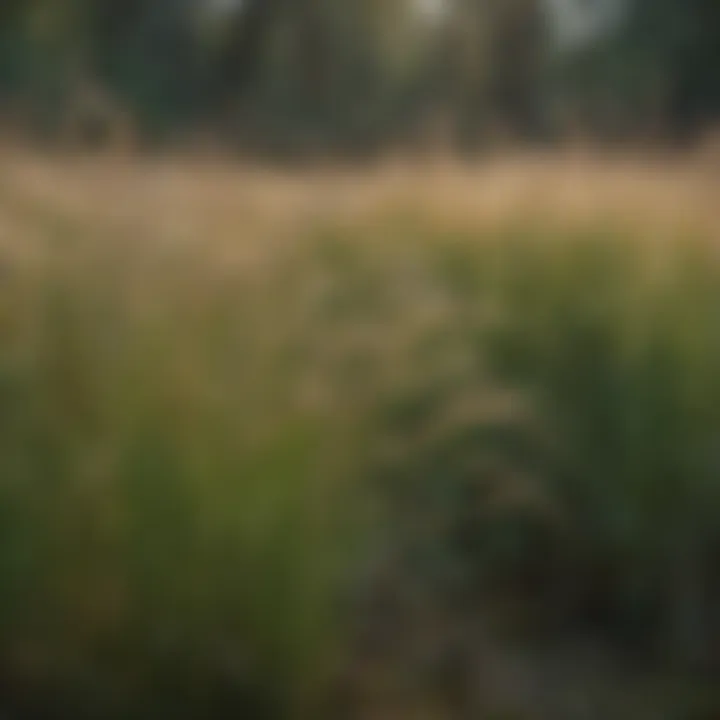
<box><xmin>0</xmin><ymin>158</ymin><xmax>719</xmax><ymax>717</ymax></box>
<box><xmin>1</xmin><ymin>3</ymin><xmax>718</xmax><ymax>718</ymax></box>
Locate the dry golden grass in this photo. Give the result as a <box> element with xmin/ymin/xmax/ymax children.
<box><xmin>0</xmin><ymin>149</ymin><xmax>717</xmax><ymax>262</ymax></box>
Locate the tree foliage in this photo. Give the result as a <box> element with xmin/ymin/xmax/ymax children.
<box><xmin>0</xmin><ymin>0</ymin><xmax>717</xmax><ymax>153</ymax></box>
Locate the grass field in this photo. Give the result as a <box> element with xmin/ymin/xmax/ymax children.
<box><xmin>0</xmin><ymin>150</ymin><xmax>719</xmax><ymax>718</ymax></box>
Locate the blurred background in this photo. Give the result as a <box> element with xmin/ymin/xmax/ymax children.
<box><xmin>0</xmin><ymin>2</ymin><xmax>719</xmax><ymax>719</ymax></box>
<box><xmin>0</xmin><ymin>0</ymin><xmax>718</xmax><ymax>154</ymax></box>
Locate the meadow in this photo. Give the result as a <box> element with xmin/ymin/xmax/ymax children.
<box><xmin>0</xmin><ymin>149</ymin><xmax>719</xmax><ymax>719</ymax></box>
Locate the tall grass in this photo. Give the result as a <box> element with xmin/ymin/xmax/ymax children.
<box><xmin>0</xmin><ymin>158</ymin><xmax>719</xmax><ymax>717</ymax></box>
<box><xmin>304</xmin><ymin>222</ymin><xmax>720</xmax><ymax>714</ymax></box>
<box><xmin>424</xmin><ymin>230</ymin><xmax>720</xmax><ymax>657</ymax></box>
<box><xmin>0</xmin><ymin>224</ymin><xmax>368</xmax><ymax>718</ymax></box>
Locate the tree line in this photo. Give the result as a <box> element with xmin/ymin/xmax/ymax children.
<box><xmin>0</xmin><ymin>0</ymin><xmax>717</xmax><ymax>156</ymax></box>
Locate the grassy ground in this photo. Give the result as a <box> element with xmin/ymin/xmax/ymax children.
<box><xmin>0</xmin><ymin>151</ymin><xmax>719</xmax><ymax>718</ymax></box>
